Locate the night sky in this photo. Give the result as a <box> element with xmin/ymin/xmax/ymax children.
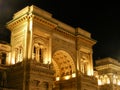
<box><xmin>0</xmin><ymin>0</ymin><xmax>120</xmax><ymax>61</ymax></box>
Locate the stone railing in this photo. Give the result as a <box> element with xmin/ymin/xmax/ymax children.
<box><xmin>26</xmin><ymin>60</ymin><xmax>54</xmax><ymax>75</ymax></box>
<box><xmin>28</xmin><ymin>60</ymin><xmax>50</xmax><ymax>68</ymax></box>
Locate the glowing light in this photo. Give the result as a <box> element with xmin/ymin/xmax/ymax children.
<box><xmin>107</xmin><ymin>78</ymin><xmax>110</xmax><ymax>84</ymax></box>
<box><xmin>44</xmin><ymin>58</ymin><xmax>50</xmax><ymax>64</ymax></box>
<box><xmin>64</xmin><ymin>75</ymin><xmax>71</xmax><ymax>80</ymax></box>
<box><xmin>117</xmin><ymin>80</ymin><xmax>120</xmax><ymax>85</ymax></box>
<box><xmin>56</xmin><ymin>77</ymin><xmax>60</xmax><ymax>81</ymax></box>
<box><xmin>6</xmin><ymin>53</ymin><xmax>11</xmax><ymax>65</ymax></box>
<box><xmin>72</xmin><ymin>73</ymin><xmax>76</xmax><ymax>78</ymax></box>
<box><xmin>11</xmin><ymin>58</ymin><xmax>15</xmax><ymax>64</ymax></box>
<box><xmin>44</xmin><ymin>60</ymin><xmax>48</xmax><ymax>64</ymax></box>
<box><xmin>87</xmin><ymin>69</ymin><xmax>92</xmax><ymax>76</ymax></box>
<box><xmin>98</xmin><ymin>79</ymin><xmax>102</xmax><ymax>85</ymax></box>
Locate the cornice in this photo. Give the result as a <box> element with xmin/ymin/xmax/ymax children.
<box><xmin>6</xmin><ymin>14</ymin><xmax>29</xmax><ymax>30</ymax></box>
<box><xmin>54</xmin><ymin>27</ymin><xmax>75</xmax><ymax>41</ymax></box>
<box><xmin>95</xmin><ymin>64</ymin><xmax>120</xmax><ymax>71</ymax></box>
<box><xmin>33</xmin><ymin>15</ymin><xmax>76</xmax><ymax>40</ymax></box>
<box><xmin>33</xmin><ymin>15</ymin><xmax>57</xmax><ymax>29</ymax></box>
<box><xmin>77</xmin><ymin>35</ymin><xmax>96</xmax><ymax>46</ymax></box>
<box><xmin>6</xmin><ymin>14</ymin><xmax>57</xmax><ymax>30</ymax></box>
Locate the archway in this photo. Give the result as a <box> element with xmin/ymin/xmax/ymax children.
<box><xmin>52</xmin><ymin>50</ymin><xmax>76</xmax><ymax>81</ymax></box>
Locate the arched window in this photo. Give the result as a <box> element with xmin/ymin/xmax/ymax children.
<box><xmin>80</xmin><ymin>57</ymin><xmax>88</xmax><ymax>75</ymax></box>
<box><xmin>104</xmin><ymin>75</ymin><xmax>110</xmax><ymax>84</ymax></box>
<box><xmin>14</xmin><ymin>46</ymin><xmax>23</xmax><ymax>63</ymax></box>
<box><xmin>19</xmin><ymin>46</ymin><xmax>23</xmax><ymax>62</ymax></box>
<box><xmin>33</xmin><ymin>43</ymin><xmax>45</xmax><ymax>63</ymax></box>
<box><xmin>98</xmin><ymin>79</ymin><xmax>102</xmax><ymax>85</ymax></box>
<box><xmin>113</xmin><ymin>75</ymin><xmax>117</xmax><ymax>84</ymax></box>
<box><xmin>100</xmin><ymin>76</ymin><xmax>104</xmax><ymax>85</ymax></box>
<box><xmin>39</xmin><ymin>48</ymin><xmax>43</xmax><ymax>63</ymax></box>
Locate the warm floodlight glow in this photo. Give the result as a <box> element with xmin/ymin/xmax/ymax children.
<box><xmin>107</xmin><ymin>78</ymin><xmax>110</xmax><ymax>84</ymax></box>
<box><xmin>56</xmin><ymin>77</ymin><xmax>60</xmax><ymax>81</ymax></box>
<box><xmin>6</xmin><ymin>53</ymin><xmax>11</xmax><ymax>65</ymax></box>
<box><xmin>72</xmin><ymin>73</ymin><xmax>76</xmax><ymax>78</ymax></box>
<box><xmin>117</xmin><ymin>80</ymin><xmax>120</xmax><ymax>85</ymax></box>
<box><xmin>87</xmin><ymin>70</ymin><xmax>92</xmax><ymax>76</ymax></box>
<box><xmin>98</xmin><ymin>79</ymin><xmax>102</xmax><ymax>85</ymax></box>
<box><xmin>64</xmin><ymin>75</ymin><xmax>71</xmax><ymax>80</ymax></box>
<box><xmin>11</xmin><ymin>58</ymin><xmax>15</xmax><ymax>64</ymax></box>
<box><xmin>44</xmin><ymin>60</ymin><xmax>48</xmax><ymax>64</ymax></box>
<box><xmin>44</xmin><ymin>58</ymin><xmax>51</xmax><ymax>64</ymax></box>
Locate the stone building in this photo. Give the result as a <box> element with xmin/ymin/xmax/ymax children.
<box><xmin>95</xmin><ymin>57</ymin><xmax>120</xmax><ymax>90</ymax></box>
<box><xmin>0</xmin><ymin>5</ymin><xmax>98</xmax><ymax>90</ymax></box>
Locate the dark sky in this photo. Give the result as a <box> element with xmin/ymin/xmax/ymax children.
<box><xmin>0</xmin><ymin>0</ymin><xmax>120</xmax><ymax>61</ymax></box>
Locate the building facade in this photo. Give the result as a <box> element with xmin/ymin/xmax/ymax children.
<box><xmin>0</xmin><ymin>5</ymin><xmax>98</xmax><ymax>90</ymax></box>
<box><xmin>95</xmin><ymin>57</ymin><xmax>120</xmax><ymax>90</ymax></box>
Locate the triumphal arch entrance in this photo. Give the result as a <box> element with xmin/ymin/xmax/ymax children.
<box><xmin>0</xmin><ymin>5</ymin><xmax>98</xmax><ymax>90</ymax></box>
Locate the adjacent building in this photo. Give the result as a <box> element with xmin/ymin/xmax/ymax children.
<box><xmin>95</xmin><ymin>57</ymin><xmax>120</xmax><ymax>90</ymax></box>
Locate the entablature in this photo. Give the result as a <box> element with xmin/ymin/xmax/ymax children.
<box><xmin>96</xmin><ymin>64</ymin><xmax>120</xmax><ymax>71</ymax></box>
<box><xmin>95</xmin><ymin>57</ymin><xmax>120</xmax><ymax>66</ymax></box>
<box><xmin>77</xmin><ymin>35</ymin><xmax>96</xmax><ymax>47</ymax></box>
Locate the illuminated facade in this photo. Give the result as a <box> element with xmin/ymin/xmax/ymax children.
<box><xmin>0</xmin><ymin>5</ymin><xmax>98</xmax><ymax>90</ymax></box>
<box><xmin>95</xmin><ymin>57</ymin><xmax>120</xmax><ymax>90</ymax></box>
